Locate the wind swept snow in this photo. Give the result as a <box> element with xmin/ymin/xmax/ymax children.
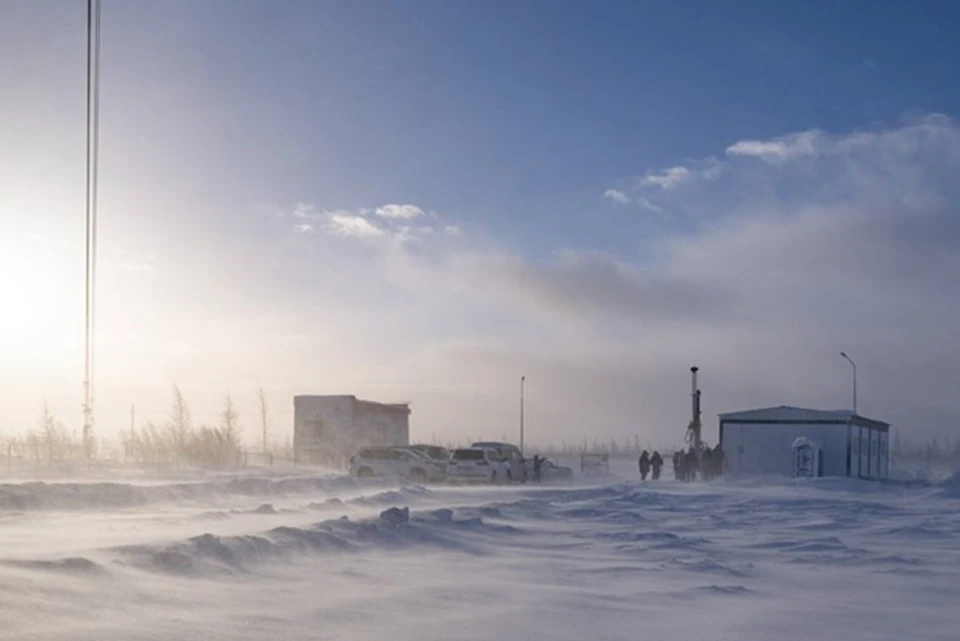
<box><xmin>0</xmin><ymin>471</ymin><xmax>957</xmax><ymax>640</ymax></box>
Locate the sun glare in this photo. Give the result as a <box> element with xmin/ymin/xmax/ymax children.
<box><xmin>0</xmin><ymin>239</ymin><xmax>79</xmax><ymax>360</ymax></box>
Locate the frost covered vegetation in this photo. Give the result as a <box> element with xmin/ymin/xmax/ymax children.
<box><xmin>0</xmin><ymin>386</ymin><xmax>288</xmax><ymax>473</ymax></box>
<box><xmin>890</xmin><ymin>430</ymin><xmax>960</xmax><ymax>470</ymax></box>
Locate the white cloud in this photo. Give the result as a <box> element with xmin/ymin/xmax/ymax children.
<box><xmin>328</xmin><ymin>214</ymin><xmax>383</xmax><ymax>238</ymax></box>
<box><xmin>636</xmin><ymin>197</ymin><xmax>664</xmax><ymax>214</ymax></box>
<box><xmin>603</xmin><ymin>189</ymin><xmax>630</xmax><ymax>204</ymax></box>
<box><xmin>292</xmin><ymin>203</ymin><xmax>317</xmax><ymax>219</ymax></box>
<box><xmin>97</xmin><ymin>114</ymin><xmax>959</xmax><ymax>450</ymax></box>
<box><xmin>287</xmin><ymin>202</ymin><xmax>458</xmax><ymax>245</ymax></box>
<box><xmin>375</xmin><ymin>204</ymin><xmax>425</xmax><ymax>219</ymax></box>
<box><xmin>641</xmin><ymin>166</ymin><xmax>691</xmax><ymax>190</ymax></box>
<box><xmin>726</xmin><ymin>130</ymin><xmax>824</xmax><ymax>163</ymax></box>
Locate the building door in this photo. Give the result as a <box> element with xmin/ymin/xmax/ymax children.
<box><xmin>719</xmin><ymin>423</ymin><xmax>746</xmax><ymax>474</ymax></box>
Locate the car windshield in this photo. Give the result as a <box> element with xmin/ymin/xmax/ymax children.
<box><xmin>452</xmin><ymin>449</ymin><xmax>484</xmax><ymax>461</ymax></box>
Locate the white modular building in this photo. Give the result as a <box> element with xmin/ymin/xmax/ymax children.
<box><xmin>293</xmin><ymin>395</ymin><xmax>410</xmax><ymax>466</ymax></box>
<box><xmin>718</xmin><ymin>406</ymin><xmax>889</xmax><ymax>479</ymax></box>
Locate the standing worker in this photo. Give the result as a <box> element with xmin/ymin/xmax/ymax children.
<box><xmin>673</xmin><ymin>451</ymin><xmax>684</xmax><ymax>481</ymax></box>
<box><xmin>532</xmin><ymin>455</ymin><xmax>543</xmax><ymax>483</ymax></box>
<box><xmin>713</xmin><ymin>443</ymin><xmax>727</xmax><ymax>477</ymax></box>
<box><xmin>650</xmin><ymin>451</ymin><xmax>664</xmax><ymax>480</ymax></box>
<box><xmin>701</xmin><ymin>445</ymin><xmax>714</xmax><ymax>481</ymax></box>
<box><xmin>638</xmin><ymin>450</ymin><xmax>651</xmax><ymax>480</ymax></box>
<box><xmin>685</xmin><ymin>446</ymin><xmax>699</xmax><ymax>482</ymax></box>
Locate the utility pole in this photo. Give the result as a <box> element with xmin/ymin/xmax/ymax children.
<box><xmin>840</xmin><ymin>352</ymin><xmax>857</xmax><ymax>414</ymax></box>
<box><xmin>520</xmin><ymin>375</ymin><xmax>526</xmax><ymax>454</ymax></box>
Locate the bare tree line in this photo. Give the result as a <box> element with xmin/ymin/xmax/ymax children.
<box><xmin>0</xmin><ymin>385</ymin><xmax>285</xmax><ymax>471</ymax></box>
<box><xmin>891</xmin><ymin>429</ymin><xmax>960</xmax><ymax>468</ymax></box>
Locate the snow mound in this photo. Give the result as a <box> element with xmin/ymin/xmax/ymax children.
<box><xmin>351</xmin><ymin>486</ymin><xmax>433</xmax><ymax>506</ymax></box>
<box><xmin>687</xmin><ymin>584</ymin><xmax>754</xmax><ymax>596</ymax></box>
<box><xmin>0</xmin><ymin>474</ymin><xmax>369</xmax><ymax>512</ymax></box>
<box><xmin>0</xmin><ymin>556</ymin><xmax>107</xmax><ymax>576</ymax></box>
<box><xmin>379</xmin><ymin>506</ymin><xmax>410</xmax><ymax>524</ymax></box>
<box><xmin>942</xmin><ymin>468</ymin><xmax>960</xmax><ymax>486</ymax></box>
<box><xmin>938</xmin><ymin>468</ymin><xmax>960</xmax><ymax>497</ymax></box>
<box><xmin>105</xmin><ymin>505</ymin><xmax>508</xmax><ymax>576</ymax></box>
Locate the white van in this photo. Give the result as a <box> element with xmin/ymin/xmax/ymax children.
<box><xmin>471</xmin><ymin>441</ymin><xmax>526</xmax><ymax>482</ymax></box>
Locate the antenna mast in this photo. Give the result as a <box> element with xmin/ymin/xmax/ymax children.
<box><xmin>687</xmin><ymin>366</ymin><xmax>702</xmax><ymax>451</ymax></box>
<box><xmin>83</xmin><ymin>0</ymin><xmax>102</xmax><ymax>458</ymax></box>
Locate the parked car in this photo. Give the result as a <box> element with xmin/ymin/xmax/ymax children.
<box><xmin>406</xmin><ymin>444</ymin><xmax>451</xmax><ymax>462</ymax></box>
<box><xmin>395</xmin><ymin>446</ymin><xmax>448</xmax><ymax>478</ymax></box>
<box><xmin>446</xmin><ymin>447</ymin><xmax>509</xmax><ymax>484</ymax></box>
<box><xmin>470</xmin><ymin>441</ymin><xmax>526</xmax><ymax>482</ymax></box>
<box><xmin>349</xmin><ymin>447</ymin><xmax>446</xmax><ymax>482</ymax></box>
<box><xmin>537</xmin><ymin>457</ymin><xmax>574</xmax><ymax>482</ymax></box>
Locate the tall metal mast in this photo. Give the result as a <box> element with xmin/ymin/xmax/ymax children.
<box><xmin>687</xmin><ymin>366</ymin><xmax>702</xmax><ymax>451</ymax></box>
<box><xmin>83</xmin><ymin>0</ymin><xmax>102</xmax><ymax>458</ymax></box>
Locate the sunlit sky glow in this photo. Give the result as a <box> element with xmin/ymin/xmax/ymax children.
<box><xmin>3</xmin><ymin>1</ymin><xmax>960</xmax><ymax>446</ymax></box>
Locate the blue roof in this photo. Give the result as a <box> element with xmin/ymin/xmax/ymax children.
<box><xmin>718</xmin><ymin>405</ymin><xmax>888</xmax><ymax>427</ymax></box>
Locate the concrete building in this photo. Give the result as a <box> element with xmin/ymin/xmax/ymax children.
<box><xmin>718</xmin><ymin>406</ymin><xmax>889</xmax><ymax>479</ymax></box>
<box><xmin>293</xmin><ymin>395</ymin><xmax>410</xmax><ymax>466</ymax></box>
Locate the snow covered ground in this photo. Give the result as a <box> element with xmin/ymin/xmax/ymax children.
<box><xmin>0</xmin><ymin>462</ymin><xmax>958</xmax><ymax>640</ymax></box>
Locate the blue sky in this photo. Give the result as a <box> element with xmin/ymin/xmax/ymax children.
<box><xmin>2</xmin><ymin>1</ymin><xmax>960</xmax><ymax>446</ymax></box>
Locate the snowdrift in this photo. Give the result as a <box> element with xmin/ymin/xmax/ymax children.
<box><xmin>0</xmin><ymin>474</ymin><xmax>371</xmax><ymax>511</ymax></box>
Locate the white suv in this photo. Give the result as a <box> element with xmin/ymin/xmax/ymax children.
<box><xmin>471</xmin><ymin>441</ymin><xmax>526</xmax><ymax>482</ymax></box>
<box><xmin>446</xmin><ymin>448</ymin><xmax>509</xmax><ymax>484</ymax></box>
<box><xmin>349</xmin><ymin>447</ymin><xmax>446</xmax><ymax>483</ymax></box>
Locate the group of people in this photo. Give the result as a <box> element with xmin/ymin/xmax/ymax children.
<box><xmin>637</xmin><ymin>450</ymin><xmax>664</xmax><ymax>480</ymax></box>
<box><xmin>671</xmin><ymin>444</ymin><xmax>726</xmax><ymax>482</ymax></box>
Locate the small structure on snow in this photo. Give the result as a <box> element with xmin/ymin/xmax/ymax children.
<box><xmin>719</xmin><ymin>406</ymin><xmax>889</xmax><ymax>479</ymax></box>
<box><xmin>293</xmin><ymin>395</ymin><xmax>410</xmax><ymax>467</ymax></box>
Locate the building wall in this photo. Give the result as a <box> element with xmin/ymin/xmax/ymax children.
<box><xmin>721</xmin><ymin>422</ymin><xmax>849</xmax><ymax>476</ymax></box>
<box><xmin>352</xmin><ymin>401</ymin><xmax>410</xmax><ymax>450</ymax></box>
<box><xmin>849</xmin><ymin>423</ymin><xmax>888</xmax><ymax>480</ymax></box>
<box><xmin>293</xmin><ymin>396</ymin><xmax>355</xmax><ymax>465</ymax></box>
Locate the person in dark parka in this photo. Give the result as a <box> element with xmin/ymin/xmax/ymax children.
<box><xmin>712</xmin><ymin>444</ymin><xmax>727</xmax><ymax>477</ymax></box>
<box><xmin>701</xmin><ymin>446</ymin><xmax>714</xmax><ymax>481</ymax></box>
<box><xmin>673</xmin><ymin>450</ymin><xmax>684</xmax><ymax>481</ymax></box>
<box><xmin>684</xmin><ymin>447</ymin><xmax>699</xmax><ymax>482</ymax></box>
<box><xmin>650</xmin><ymin>451</ymin><xmax>664</xmax><ymax>480</ymax></box>
<box><xmin>638</xmin><ymin>450</ymin><xmax>651</xmax><ymax>480</ymax></box>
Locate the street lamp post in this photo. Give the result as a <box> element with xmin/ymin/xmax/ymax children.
<box><xmin>840</xmin><ymin>352</ymin><xmax>857</xmax><ymax>414</ymax></box>
<box><xmin>520</xmin><ymin>375</ymin><xmax>526</xmax><ymax>454</ymax></box>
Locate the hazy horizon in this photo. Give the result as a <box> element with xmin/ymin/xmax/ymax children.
<box><xmin>4</xmin><ymin>1</ymin><xmax>960</xmax><ymax>448</ymax></box>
